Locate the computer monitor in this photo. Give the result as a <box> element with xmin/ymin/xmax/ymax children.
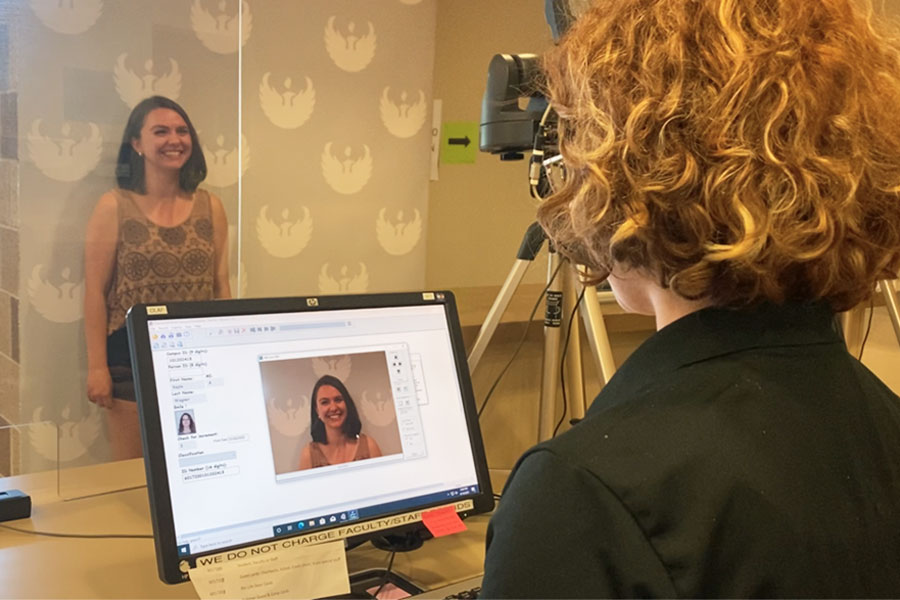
<box><xmin>126</xmin><ymin>291</ymin><xmax>494</xmax><ymax>584</ymax></box>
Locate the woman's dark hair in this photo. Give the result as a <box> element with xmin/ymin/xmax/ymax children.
<box><xmin>309</xmin><ymin>374</ymin><xmax>362</xmax><ymax>444</ymax></box>
<box><xmin>116</xmin><ymin>95</ymin><xmax>207</xmax><ymax>194</ymax></box>
<box><xmin>179</xmin><ymin>412</ymin><xmax>196</xmax><ymax>434</ymax></box>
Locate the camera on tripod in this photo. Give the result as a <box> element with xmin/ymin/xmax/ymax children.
<box><xmin>477</xmin><ymin>0</ymin><xmax>591</xmax><ymax>197</ymax></box>
<box><xmin>479</xmin><ymin>53</ymin><xmax>549</xmax><ymax>162</ymax></box>
<box><xmin>467</xmin><ymin>0</ymin><xmax>617</xmax><ymax>442</ymax></box>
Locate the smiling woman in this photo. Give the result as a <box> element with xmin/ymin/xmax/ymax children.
<box><xmin>299</xmin><ymin>374</ymin><xmax>383</xmax><ymax>470</ymax></box>
<box><xmin>83</xmin><ymin>96</ymin><xmax>232</xmax><ymax>461</ymax></box>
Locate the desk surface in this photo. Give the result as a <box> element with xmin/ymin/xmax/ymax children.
<box><xmin>0</xmin><ymin>460</ymin><xmax>488</xmax><ymax>599</ymax></box>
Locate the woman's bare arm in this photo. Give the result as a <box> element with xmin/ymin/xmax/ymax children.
<box><xmin>83</xmin><ymin>192</ymin><xmax>119</xmax><ymax>408</ymax></box>
<box><xmin>210</xmin><ymin>192</ymin><xmax>232</xmax><ymax>299</ymax></box>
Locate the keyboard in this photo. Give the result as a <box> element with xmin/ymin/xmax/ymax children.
<box><xmin>409</xmin><ymin>575</ymin><xmax>483</xmax><ymax>599</ymax></box>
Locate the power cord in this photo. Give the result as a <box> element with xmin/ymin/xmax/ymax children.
<box><xmin>0</xmin><ymin>522</ymin><xmax>152</xmax><ymax>539</ymax></box>
<box><xmin>477</xmin><ymin>261</ymin><xmax>565</xmax><ymax>418</ymax></box>
<box><xmin>371</xmin><ymin>550</ymin><xmax>396</xmax><ymax>598</ymax></box>
<box><xmin>858</xmin><ymin>296</ymin><xmax>875</xmax><ymax>361</ymax></box>
<box><xmin>529</xmin><ymin>103</ymin><xmax>557</xmax><ymax>200</ymax></box>
<box><xmin>553</xmin><ymin>287</ymin><xmax>586</xmax><ymax>437</ymax></box>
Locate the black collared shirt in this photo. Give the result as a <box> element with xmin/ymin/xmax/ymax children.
<box><xmin>481</xmin><ymin>302</ymin><xmax>900</xmax><ymax>598</ymax></box>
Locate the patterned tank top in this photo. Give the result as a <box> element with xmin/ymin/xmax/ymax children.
<box><xmin>307</xmin><ymin>434</ymin><xmax>373</xmax><ymax>468</ymax></box>
<box><xmin>106</xmin><ymin>188</ymin><xmax>216</xmax><ymax>334</ymax></box>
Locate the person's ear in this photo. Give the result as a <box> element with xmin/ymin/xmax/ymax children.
<box><xmin>130</xmin><ymin>137</ymin><xmax>143</xmax><ymax>158</ymax></box>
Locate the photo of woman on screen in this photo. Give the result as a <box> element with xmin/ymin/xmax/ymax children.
<box><xmin>299</xmin><ymin>374</ymin><xmax>383</xmax><ymax>469</ymax></box>
<box><xmin>177</xmin><ymin>412</ymin><xmax>196</xmax><ymax>435</ymax></box>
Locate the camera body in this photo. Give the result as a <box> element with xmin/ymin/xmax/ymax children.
<box><xmin>479</xmin><ymin>0</ymin><xmax>587</xmax><ymax>166</ymax></box>
<box><xmin>479</xmin><ymin>53</ymin><xmax>547</xmax><ymax>160</ymax></box>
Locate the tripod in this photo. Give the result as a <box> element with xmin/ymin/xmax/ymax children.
<box><xmin>880</xmin><ymin>281</ymin><xmax>900</xmax><ymax>343</ymax></box>
<box><xmin>842</xmin><ymin>279</ymin><xmax>900</xmax><ymax>356</ymax></box>
<box><xmin>467</xmin><ymin>223</ymin><xmax>617</xmax><ymax>442</ymax></box>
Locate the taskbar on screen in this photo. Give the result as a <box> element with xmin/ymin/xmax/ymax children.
<box><xmin>175</xmin><ymin>483</ymin><xmax>480</xmax><ymax>558</ymax></box>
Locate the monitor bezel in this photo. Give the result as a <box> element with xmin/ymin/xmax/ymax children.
<box><xmin>126</xmin><ymin>291</ymin><xmax>494</xmax><ymax>585</ymax></box>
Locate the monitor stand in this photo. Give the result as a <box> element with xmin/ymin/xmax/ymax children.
<box><xmin>371</xmin><ymin>530</ymin><xmax>430</xmax><ymax>552</ymax></box>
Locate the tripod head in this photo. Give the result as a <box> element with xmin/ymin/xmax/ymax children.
<box><xmin>518</xmin><ymin>222</ymin><xmax>548</xmax><ymax>262</ymax></box>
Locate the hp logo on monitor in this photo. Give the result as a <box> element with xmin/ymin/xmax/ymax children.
<box><xmin>306</xmin><ymin>298</ymin><xmax>319</xmax><ymax>307</ymax></box>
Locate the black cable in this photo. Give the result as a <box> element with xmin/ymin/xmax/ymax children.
<box><xmin>553</xmin><ymin>287</ymin><xmax>586</xmax><ymax>437</ymax></box>
<box><xmin>858</xmin><ymin>296</ymin><xmax>876</xmax><ymax>361</ymax></box>
<box><xmin>371</xmin><ymin>550</ymin><xmax>396</xmax><ymax>598</ymax></box>
<box><xmin>0</xmin><ymin>522</ymin><xmax>153</xmax><ymax>539</ymax></box>
<box><xmin>477</xmin><ymin>261</ymin><xmax>565</xmax><ymax>418</ymax></box>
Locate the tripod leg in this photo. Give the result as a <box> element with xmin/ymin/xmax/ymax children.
<box><xmin>562</xmin><ymin>265</ymin><xmax>586</xmax><ymax>422</ymax></box>
<box><xmin>467</xmin><ymin>223</ymin><xmax>547</xmax><ymax>373</ymax></box>
<box><xmin>538</xmin><ymin>251</ymin><xmax>563</xmax><ymax>442</ymax></box>
<box><xmin>467</xmin><ymin>259</ymin><xmax>533</xmax><ymax>373</ymax></box>
<box><xmin>879</xmin><ymin>279</ymin><xmax>900</xmax><ymax>347</ymax></box>
<box><xmin>841</xmin><ymin>306</ymin><xmax>867</xmax><ymax>357</ymax></box>
<box><xmin>577</xmin><ymin>270</ymin><xmax>617</xmax><ymax>384</ymax></box>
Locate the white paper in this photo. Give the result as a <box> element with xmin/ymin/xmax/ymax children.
<box><xmin>189</xmin><ymin>539</ymin><xmax>349</xmax><ymax>599</ymax></box>
<box><xmin>430</xmin><ymin>99</ymin><xmax>442</xmax><ymax>181</ymax></box>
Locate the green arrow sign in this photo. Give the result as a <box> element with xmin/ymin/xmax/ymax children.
<box><xmin>441</xmin><ymin>121</ymin><xmax>479</xmax><ymax>164</ymax></box>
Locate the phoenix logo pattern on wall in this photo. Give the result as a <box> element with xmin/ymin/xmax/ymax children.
<box><xmin>246</xmin><ymin>0</ymin><xmax>434</xmax><ymax>299</ymax></box>
<box><xmin>16</xmin><ymin>0</ymin><xmax>435</xmax><ymax>467</ymax></box>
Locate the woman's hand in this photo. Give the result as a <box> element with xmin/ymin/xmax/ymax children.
<box><xmin>87</xmin><ymin>367</ymin><xmax>114</xmax><ymax>409</ymax></box>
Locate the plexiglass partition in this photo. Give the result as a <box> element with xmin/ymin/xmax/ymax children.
<box><xmin>5</xmin><ymin>0</ymin><xmax>240</xmax><ymax>470</ymax></box>
<box><xmin>0</xmin><ymin>0</ymin><xmax>437</xmax><ymax>473</ymax></box>
<box><xmin>0</xmin><ymin>421</ymin><xmax>145</xmax><ymax>500</ymax></box>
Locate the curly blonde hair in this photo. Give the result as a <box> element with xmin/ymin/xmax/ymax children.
<box><xmin>538</xmin><ymin>0</ymin><xmax>900</xmax><ymax>311</ymax></box>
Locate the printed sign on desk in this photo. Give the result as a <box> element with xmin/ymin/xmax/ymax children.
<box><xmin>189</xmin><ymin>539</ymin><xmax>349</xmax><ymax>599</ymax></box>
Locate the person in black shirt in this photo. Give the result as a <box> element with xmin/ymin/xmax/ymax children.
<box><xmin>480</xmin><ymin>0</ymin><xmax>900</xmax><ymax>597</ymax></box>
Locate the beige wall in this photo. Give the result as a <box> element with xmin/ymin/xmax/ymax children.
<box><xmin>427</xmin><ymin>0</ymin><xmax>553</xmax><ymax>290</ymax></box>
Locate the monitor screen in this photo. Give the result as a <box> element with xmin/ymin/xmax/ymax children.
<box><xmin>126</xmin><ymin>292</ymin><xmax>494</xmax><ymax>584</ymax></box>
